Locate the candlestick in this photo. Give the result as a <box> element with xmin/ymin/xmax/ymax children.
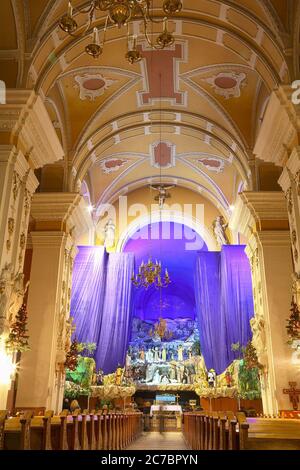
<box><xmin>68</xmin><ymin>1</ymin><xmax>73</xmax><ymax>18</ymax></box>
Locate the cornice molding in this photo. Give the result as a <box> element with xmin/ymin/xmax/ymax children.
<box><xmin>0</xmin><ymin>90</ymin><xmax>64</xmax><ymax>169</ymax></box>
<box><xmin>30</xmin><ymin>192</ymin><xmax>93</xmax><ymax>241</ymax></box>
<box><xmin>254</xmin><ymin>86</ymin><xmax>300</xmax><ymax>166</ymax></box>
<box><xmin>229</xmin><ymin>191</ymin><xmax>288</xmax><ymax>239</ymax></box>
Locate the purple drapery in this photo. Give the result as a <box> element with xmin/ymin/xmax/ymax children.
<box><xmin>195</xmin><ymin>245</ymin><xmax>254</xmax><ymax>374</ymax></box>
<box><xmin>70</xmin><ymin>246</ymin><xmax>108</xmax><ymax>345</ymax></box>
<box><xmin>95</xmin><ymin>253</ymin><xmax>134</xmax><ymax>374</ymax></box>
<box><xmin>70</xmin><ymin>247</ymin><xmax>134</xmax><ymax>374</ymax></box>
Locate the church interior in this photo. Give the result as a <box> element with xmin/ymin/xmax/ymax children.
<box><xmin>0</xmin><ymin>0</ymin><xmax>300</xmax><ymax>453</ymax></box>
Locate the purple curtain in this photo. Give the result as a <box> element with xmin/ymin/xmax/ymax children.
<box><xmin>95</xmin><ymin>253</ymin><xmax>134</xmax><ymax>374</ymax></box>
<box><xmin>195</xmin><ymin>246</ymin><xmax>254</xmax><ymax>374</ymax></box>
<box><xmin>70</xmin><ymin>246</ymin><xmax>108</xmax><ymax>345</ymax></box>
<box><xmin>70</xmin><ymin>247</ymin><xmax>134</xmax><ymax>374</ymax></box>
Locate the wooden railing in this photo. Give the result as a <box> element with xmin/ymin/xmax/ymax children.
<box><xmin>183</xmin><ymin>411</ymin><xmax>300</xmax><ymax>450</ymax></box>
<box><xmin>0</xmin><ymin>409</ymin><xmax>143</xmax><ymax>451</ymax></box>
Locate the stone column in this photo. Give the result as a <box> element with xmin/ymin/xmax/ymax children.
<box><xmin>0</xmin><ymin>91</ymin><xmax>64</xmax><ymax>409</ymax></box>
<box><xmin>15</xmin><ymin>193</ymin><xmax>93</xmax><ymax>412</ymax></box>
<box><xmin>230</xmin><ymin>192</ymin><xmax>295</xmax><ymax>415</ymax></box>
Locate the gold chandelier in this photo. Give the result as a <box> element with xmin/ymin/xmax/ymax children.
<box><xmin>131</xmin><ymin>258</ymin><xmax>170</xmax><ymax>289</ymax></box>
<box><xmin>59</xmin><ymin>1</ymin><xmax>183</xmax><ymax>62</ymax></box>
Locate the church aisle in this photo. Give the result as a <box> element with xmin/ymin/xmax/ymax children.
<box><xmin>127</xmin><ymin>432</ymin><xmax>188</xmax><ymax>451</ymax></box>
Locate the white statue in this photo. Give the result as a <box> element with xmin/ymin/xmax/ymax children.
<box><xmin>177</xmin><ymin>344</ymin><xmax>183</xmax><ymax>362</ymax></box>
<box><xmin>213</xmin><ymin>216</ymin><xmax>229</xmax><ymax>246</ymax></box>
<box><xmin>8</xmin><ymin>273</ymin><xmax>29</xmax><ymax>323</ymax></box>
<box><xmin>0</xmin><ymin>263</ymin><xmax>13</xmax><ymax>336</ymax></box>
<box><xmin>64</xmin><ymin>316</ymin><xmax>75</xmax><ymax>354</ymax></box>
<box><xmin>104</xmin><ymin>218</ymin><xmax>116</xmax><ymax>249</ymax></box>
<box><xmin>250</xmin><ymin>314</ymin><xmax>267</xmax><ymax>367</ymax></box>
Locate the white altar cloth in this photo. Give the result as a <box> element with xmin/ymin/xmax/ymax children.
<box><xmin>150</xmin><ymin>405</ymin><xmax>182</xmax><ymax>416</ymax></box>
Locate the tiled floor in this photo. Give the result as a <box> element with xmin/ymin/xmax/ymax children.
<box><xmin>127</xmin><ymin>432</ymin><xmax>188</xmax><ymax>450</ymax></box>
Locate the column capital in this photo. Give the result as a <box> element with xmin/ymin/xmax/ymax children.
<box><xmin>30</xmin><ymin>192</ymin><xmax>94</xmax><ymax>242</ymax></box>
<box><xmin>30</xmin><ymin>231</ymin><xmax>73</xmax><ymax>249</ymax></box>
<box><xmin>0</xmin><ymin>90</ymin><xmax>64</xmax><ymax>169</ymax></box>
<box><xmin>254</xmin><ymin>85</ymin><xmax>300</xmax><ymax>166</ymax></box>
<box><xmin>230</xmin><ymin>191</ymin><xmax>289</xmax><ymax>238</ymax></box>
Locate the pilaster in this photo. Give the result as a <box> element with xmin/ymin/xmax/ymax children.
<box><xmin>16</xmin><ymin>193</ymin><xmax>92</xmax><ymax>412</ymax></box>
<box><xmin>230</xmin><ymin>191</ymin><xmax>295</xmax><ymax>414</ymax></box>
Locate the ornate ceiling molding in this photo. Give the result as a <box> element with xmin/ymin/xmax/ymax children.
<box><xmin>74</xmin><ymin>73</ymin><xmax>116</xmax><ymax>101</ymax></box>
<box><xmin>0</xmin><ymin>90</ymin><xmax>64</xmax><ymax>169</ymax></box>
<box><xmin>202</xmin><ymin>72</ymin><xmax>247</xmax><ymax>100</ymax></box>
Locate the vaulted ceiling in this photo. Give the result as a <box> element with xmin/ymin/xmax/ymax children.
<box><xmin>0</xmin><ymin>0</ymin><xmax>297</xmax><ymax>224</ymax></box>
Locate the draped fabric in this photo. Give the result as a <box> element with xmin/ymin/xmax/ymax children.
<box><xmin>195</xmin><ymin>246</ymin><xmax>254</xmax><ymax>374</ymax></box>
<box><xmin>95</xmin><ymin>253</ymin><xmax>134</xmax><ymax>374</ymax></box>
<box><xmin>70</xmin><ymin>247</ymin><xmax>134</xmax><ymax>374</ymax></box>
<box><xmin>70</xmin><ymin>246</ymin><xmax>108</xmax><ymax>345</ymax></box>
<box><xmin>195</xmin><ymin>252</ymin><xmax>222</xmax><ymax>373</ymax></box>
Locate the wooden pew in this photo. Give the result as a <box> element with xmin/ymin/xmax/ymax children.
<box><xmin>50</xmin><ymin>412</ymin><xmax>68</xmax><ymax>450</ymax></box>
<box><xmin>242</xmin><ymin>417</ymin><xmax>300</xmax><ymax>450</ymax></box>
<box><xmin>0</xmin><ymin>411</ymin><xmax>8</xmax><ymax>450</ymax></box>
<box><xmin>66</xmin><ymin>411</ymin><xmax>81</xmax><ymax>450</ymax></box>
<box><xmin>30</xmin><ymin>415</ymin><xmax>52</xmax><ymax>450</ymax></box>
<box><xmin>83</xmin><ymin>410</ymin><xmax>96</xmax><ymax>450</ymax></box>
<box><xmin>3</xmin><ymin>414</ymin><xmax>31</xmax><ymax>450</ymax></box>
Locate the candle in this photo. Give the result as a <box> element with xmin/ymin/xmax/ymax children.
<box><xmin>93</xmin><ymin>27</ymin><xmax>99</xmax><ymax>45</ymax></box>
<box><xmin>68</xmin><ymin>1</ymin><xmax>73</xmax><ymax>18</ymax></box>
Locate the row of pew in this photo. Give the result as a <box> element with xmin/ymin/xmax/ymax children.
<box><xmin>0</xmin><ymin>409</ymin><xmax>143</xmax><ymax>451</ymax></box>
<box><xmin>183</xmin><ymin>411</ymin><xmax>300</xmax><ymax>450</ymax></box>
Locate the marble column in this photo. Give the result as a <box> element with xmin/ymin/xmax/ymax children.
<box><xmin>15</xmin><ymin>193</ymin><xmax>93</xmax><ymax>412</ymax></box>
<box><xmin>230</xmin><ymin>192</ymin><xmax>296</xmax><ymax>415</ymax></box>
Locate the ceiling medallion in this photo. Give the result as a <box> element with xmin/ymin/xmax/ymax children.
<box><xmin>203</xmin><ymin>72</ymin><xmax>247</xmax><ymax>99</ymax></box>
<box><xmin>59</xmin><ymin>1</ymin><xmax>182</xmax><ymax>62</ymax></box>
<box><xmin>198</xmin><ymin>157</ymin><xmax>225</xmax><ymax>173</ymax></box>
<box><xmin>74</xmin><ymin>73</ymin><xmax>115</xmax><ymax>100</ymax></box>
<box><xmin>100</xmin><ymin>158</ymin><xmax>128</xmax><ymax>173</ymax></box>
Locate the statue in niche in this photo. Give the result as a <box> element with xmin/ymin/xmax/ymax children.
<box><xmin>213</xmin><ymin>216</ymin><xmax>229</xmax><ymax>246</ymax></box>
<box><xmin>0</xmin><ymin>263</ymin><xmax>13</xmax><ymax>335</ymax></box>
<box><xmin>104</xmin><ymin>218</ymin><xmax>116</xmax><ymax>249</ymax></box>
<box><xmin>250</xmin><ymin>313</ymin><xmax>267</xmax><ymax>368</ymax></box>
<box><xmin>8</xmin><ymin>272</ymin><xmax>29</xmax><ymax>324</ymax></box>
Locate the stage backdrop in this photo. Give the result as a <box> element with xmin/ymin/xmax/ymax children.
<box><xmin>70</xmin><ymin>246</ymin><xmax>134</xmax><ymax>374</ymax></box>
<box><xmin>195</xmin><ymin>245</ymin><xmax>254</xmax><ymax>374</ymax></box>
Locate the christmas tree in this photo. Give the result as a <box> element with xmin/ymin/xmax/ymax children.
<box><xmin>243</xmin><ymin>341</ymin><xmax>263</xmax><ymax>371</ymax></box>
<box><xmin>6</xmin><ymin>304</ymin><xmax>30</xmax><ymax>353</ymax></box>
<box><xmin>286</xmin><ymin>299</ymin><xmax>300</xmax><ymax>343</ymax></box>
<box><xmin>65</xmin><ymin>337</ymin><xmax>79</xmax><ymax>371</ymax></box>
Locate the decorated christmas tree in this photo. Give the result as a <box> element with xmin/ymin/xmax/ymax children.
<box><xmin>65</xmin><ymin>337</ymin><xmax>79</xmax><ymax>371</ymax></box>
<box><xmin>243</xmin><ymin>341</ymin><xmax>263</xmax><ymax>371</ymax></box>
<box><xmin>286</xmin><ymin>299</ymin><xmax>300</xmax><ymax>343</ymax></box>
<box><xmin>6</xmin><ymin>304</ymin><xmax>30</xmax><ymax>353</ymax></box>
